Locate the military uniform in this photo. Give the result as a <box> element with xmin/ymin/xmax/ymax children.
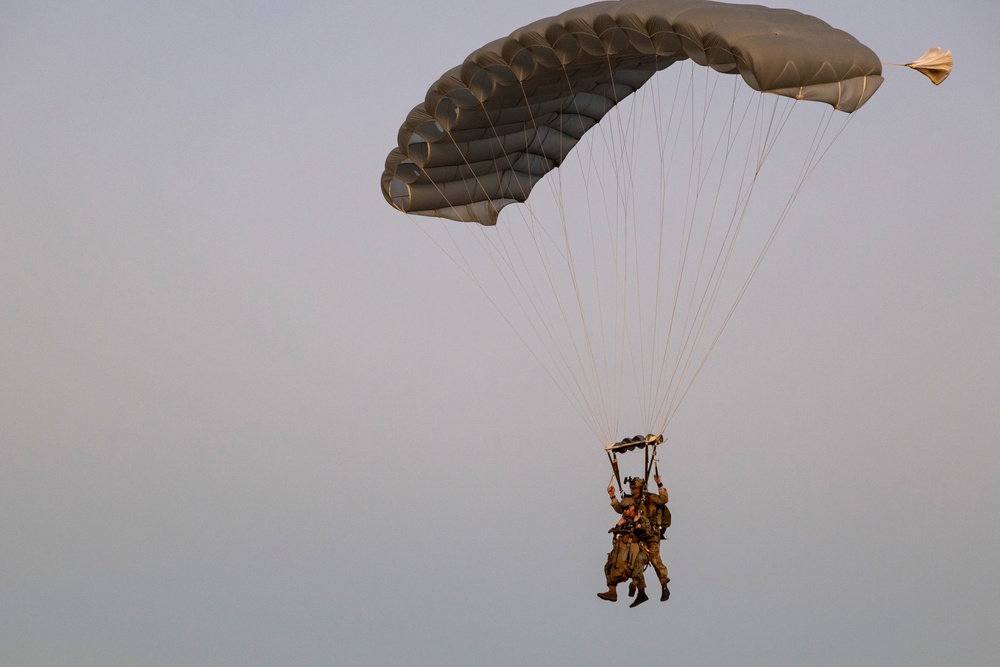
<box><xmin>612</xmin><ymin>479</ymin><xmax>670</xmax><ymax>601</ymax></box>
<box><xmin>598</xmin><ymin>502</ymin><xmax>651</xmax><ymax>606</ymax></box>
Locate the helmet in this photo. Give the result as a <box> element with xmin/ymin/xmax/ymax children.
<box><xmin>627</xmin><ymin>476</ymin><xmax>645</xmax><ymax>489</ymax></box>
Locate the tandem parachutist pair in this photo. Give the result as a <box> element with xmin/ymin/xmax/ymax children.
<box><xmin>599</xmin><ymin>435</ymin><xmax>671</xmax><ymax>607</ymax></box>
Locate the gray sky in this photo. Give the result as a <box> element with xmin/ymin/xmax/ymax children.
<box><xmin>2</xmin><ymin>1</ymin><xmax>997</xmax><ymax>665</ymax></box>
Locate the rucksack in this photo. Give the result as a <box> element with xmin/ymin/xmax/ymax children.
<box><xmin>654</xmin><ymin>502</ymin><xmax>671</xmax><ymax>537</ymax></box>
<box><xmin>661</xmin><ymin>503</ymin><xmax>672</xmax><ymax>528</ymax></box>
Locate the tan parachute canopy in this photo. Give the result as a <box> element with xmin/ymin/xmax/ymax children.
<box><xmin>381</xmin><ymin>0</ymin><xmax>884</xmax><ymax>225</ymax></box>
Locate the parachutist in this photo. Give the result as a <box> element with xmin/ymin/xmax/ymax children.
<box><xmin>598</xmin><ymin>502</ymin><xmax>650</xmax><ymax>604</ymax></box>
<box><xmin>607</xmin><ymin>473</ymin><xmax>671</xmax><ymax>602</ymax></box>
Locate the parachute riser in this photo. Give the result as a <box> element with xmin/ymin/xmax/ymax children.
<box><xmin>604</xmin><ymin>433</ymin><xmax>664</xmax><ymax>496</ymax></box>
<box><xmin>644</xmin><ymin>442</ymin><xmax>659</xmax><ymax>488</ymax></box>
<box><xmin>607</xmin><ymin>452</ymin><xmax>624</xmax><ymax>496</ymax></box>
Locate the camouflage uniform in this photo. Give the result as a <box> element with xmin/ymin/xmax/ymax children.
<box><xmin>604</xmin><ymin>509</ymin><xmax>651</xmax><ymax>590</ymax></box>
<box><xmin>612</xmin><ymin>479</ymin><xmax>670</xmax><ymax>600</ymax></box>
<box><xmin>598</xmin><ymin>502</ymin><xmax>651</xmax><ymax>605</ymax></box>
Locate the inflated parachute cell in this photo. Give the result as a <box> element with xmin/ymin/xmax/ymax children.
<box><xmin>381</xmin><ymin>0</ymin><xmax>883</xmax><ymax>225</ymax></box>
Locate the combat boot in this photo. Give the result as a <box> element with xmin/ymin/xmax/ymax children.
<box><xmin>660</xmin><ymin>579</ymin><xmax>670</xmax><ymax>601</ymax></box>
<box><xmin>597</xmin><ymin>586</ymin><xmax>618</xmax><ymax>602</ymax></box>
<box><xmin>629</xmin><ymin>588</ymin><xmax>648</xmax><ymax>608</ymax></box>
<box><xmin>627</xmin><ymin>582</ymin><xmax>636</xmax><ymax>597</ymax></box>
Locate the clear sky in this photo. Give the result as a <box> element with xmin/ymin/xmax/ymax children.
<box><xmin>2</xmin><ymin>1</ymin><xmax>997</xmax><ymax>665</ymax></box>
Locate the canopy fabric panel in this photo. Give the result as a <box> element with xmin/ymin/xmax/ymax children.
<box><xmin>381</xmin><ymin>0</ymin><xmax>883</xmax><ymax>225</ymax></box>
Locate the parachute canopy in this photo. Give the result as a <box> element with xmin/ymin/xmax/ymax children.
<box><xmin>381</xmin><ymin>0</ymin><xmax>883</xmax><ymax>225</ymax></box>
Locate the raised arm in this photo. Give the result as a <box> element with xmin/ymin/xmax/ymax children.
<box><xmin>649</xmin><ymin>474</ymin><xmax>668</xmax><ymax>504</ymax></box>
<box><xmin>608</xmin><ymin>483</ymin><xmax>624</xmax><ymax>514</ymax></box>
